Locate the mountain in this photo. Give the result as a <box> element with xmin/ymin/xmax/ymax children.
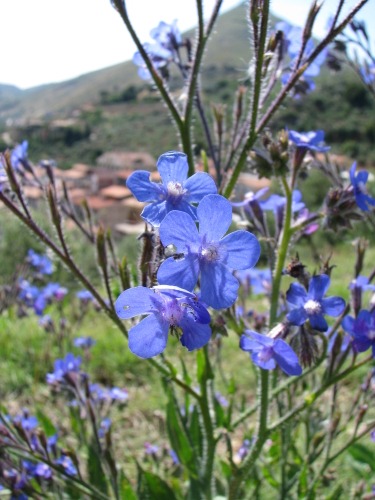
<box><xmin>0</xmin><ymin>2</ymin><xmax>255</xmax><ymax>120</ymax></box>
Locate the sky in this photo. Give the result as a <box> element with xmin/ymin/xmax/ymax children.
<box><xmin>1</xmin><ymin>0</ymin><xmax>374</xmax><ymax>90</ymax></box>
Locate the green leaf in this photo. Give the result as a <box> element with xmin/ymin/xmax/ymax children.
<box><xmin>298</xmin><ymin>462</ymin><xmax>307</xmax><ymax>499</ymax></box>
<box><xmin>139</xmin><ymin>468</ymin><xmax>177</xmax><ymax>500</ymax></box>
<box><xmin>325</xmin><ymin>481</ymin><xmax>343</xmax><ymax>500</ymax></box>
<box><xmin>189</xmin><ymin>406</ymin><xmax>203</xmax><ymax>459</ymax></box>
<box><xmin>88</xmin><ymin>440</ymin><xmax>109</xmax><ymax>495</ymax></box>
<box><xmin>196</xmin><ymin>347</ymin><xmax>213</xmax><ymax>384</ymax></box>
<box><xmin>166</xmin><ymin>391</ymin><xmax>198</xmax><ymax>478</ymax></box>
<box><xmin>349</xmin><ymin>443</ymin><xmax>375</xmax><ymax>472</ymax></box>
<box><xmin>164</xmin><ymin>358</ymin><xmax>178</xmax><ymax>378</ymax></box>
<box><xmin>262</xmin><ymin>466</ymin><xmax>279</xmax><ymax>489</ymax></box>
<box><xmin>119</xmin><ymin>470</ymin><xmax>137</xmax><ymax>500</ymax></box>
<box><xmin>36</xmin><ymin>408</ymin><xmax>56</xmax><ymax>437</ymax></box>
<box><xmin>214</xmin><ymin>398</ymin><xmax>225</xmax><ymax>428</ymax></box>
<box><xmin>220</xmin><ymin>460</ymin><xmax>232</xmax><ymax>479</ymax></box>
<box><xmin>228</xmin><ymin>377</ymin><xmax>236</xmax><ymax>395</ymax></box>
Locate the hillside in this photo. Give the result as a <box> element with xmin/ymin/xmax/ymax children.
<box><xmin>0</xmin><ymin>2</ymin><xmax>374</xmax><ymax>169</ymax></box>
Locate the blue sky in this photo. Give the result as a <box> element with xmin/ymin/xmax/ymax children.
<box><xmin>1</xmin><ymin>0</ymin><xmax>373</xmax><ymax>89</ymax></box>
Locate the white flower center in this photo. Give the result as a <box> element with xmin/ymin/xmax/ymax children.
<box><xmin>304</xmin><ymin>299</ymin><xmax>322</xmax><ymax>315</ymax></box>
<box><xmin>161</xmin><ymin>298</ymin><xmax>184</xmax><ymax>326</ymax></box>
<box><xmin>167</xmin><ymin>181</ymin><xmax>186</xmax><ymax>199</ymax></box>
<box><xmin>368</xmin><ymin>330</ymin><xmax>375</xmax><ymax>340</ymax></box>
<box><xmin>201</xmin><ymin>244</ymin><xmax>220</xmax><ymax>262</ymax></box>
<box><xmin>357</xmin><ymin>181</ymin><xmax>368</xmax><ymax>194</ymax></box>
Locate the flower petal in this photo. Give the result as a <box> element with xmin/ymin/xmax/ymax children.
<box><xmin>197</xmin><ymin>194</ymin><xmax>232</xmax><ymax>242</ymax></box>
<box><xmin>251</xmin><ymin>351</ymin><xmax>276</xmax><ymax>370</ymax></box>
<box><xmin>141</xmin><ymin>200</ymin><xmax>168</xmax><ymax>227</ymax></box>
<box><xmin>286</xmin><ymin>283</ymin><xmax>308</xmax><ymax>307</ymax></box>
<box><xmin>157</xmin><ymin>255</ymin><xmax>200</xmax><ymax>291</ymax></box>
<box><xmin>159</xmin><ymin>210</ymin><xmax>200</xmax><ymax>252</ymax></box>
<box><xmin>219</xmin><ymin>231</ymin><xmax>261</xmax><ymax>270</ymax></box>
<box><xmin>171</xmin><ymin>199</ymin><xmax>198</xmax><ymax>221</ymax></box>
<box><xmin>179</xmin><ymin>316</ymin><xmax>211</xmax><ymax>351</ymax></box>
<box><xmin>115</xmin><ymin>287</ymin><xmax>161</xmax><ymax>319</ymax></box>
<box><xmin>184</xmin><ymin>298</ymin><xmax>211</xmax><ymax>324</ymax></box>
<box><xmin>321</xmin><ymin>296</ymin><xmax>345</xmax><ymax>317</ymax></box>
<box><xmin>287</xmin><ymin>307</ymin><xmax>308</xmax><ymax>326</ymax></box>
<box><xmin>352</xmin><ymin>337</ymin><xmax>372</xmax><ymax>353</ymax></box>
<box><xmin>272</xmin><ymin>339</ymin><xmax>302</xmax><ymax>376</ymax></box>
<box><xmin>200</xmin><ymin>261</ymin><xmax>239</xmax><ymax>309</ymax></box>
<box><xmin>240</xmin><ymin>335</ymin><xmax>264</xmax><ymax>352</ymax></box>
<box><xmin>183</xmin><ymin>173</ymin><xmax>217</xmax><ymax>203</ymax></box>
<box><xmin>342</xmin><ymin>315</ymin><xmax>355</xmax><ymax>335</ymax></box>
<box><xmin>309</xmin><ymin>313</ymin><xmax>328</xmax><ymax>332</ymax></box>
<box><xmin>356</xmin><ymin>170</ymin><xmax>369</xmax><ymax>185</ymax></box>
<box><xmin>308</xmin><ymin>274</ymin><xmax>330</xmax><ymax>301</ymax></box>
<box><xmin>128</xmin><ymin>314</ymin><xmax>169</xmax><ymax>358</ymax></box>
<box><xmin>350</xmin><ymin>162</ymin><xmax>357</xmax><ymax>185</ymax></box>
<box><xmin>157</xmin><ymin>151</ymin><xmax>188</xmax><ymax>184</ymax></box>
<box><xmin>245</xmin><ymin>330</ymin><xmax>274</xmax><ymax>346</ymax></box>
<box><xmin>126</xmin><ymin>171</ymin><xmax>161</xmax><ymax>202</ymax></box>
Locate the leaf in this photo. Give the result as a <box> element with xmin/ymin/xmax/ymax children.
<box><xmin>119</xmin><ymin>470</ymin><xmax>137</xmax><ymax>500</ymax></box>
<box><xmin>298</xmin><ymin>462</ymin><xmax>307</xmax><ymax>499</ymax></box>
<box><xmin>196</xmin><ymin>347</ymin><xmax>213</xmax><ymax>384</ymax></box>
<box><xmin>325</xmin><ymin>481</ymin><xmax>343</xmax><ymax>500</ymax></box>
<box><xmin>36</xmin><ymin>408</ymin><xmax>56</xmax><ymax>437</ymax></box>
<box><xmin>220</xmin><ymin>460</ymin><xmax>232</xmax><ymax>479</ymax></box>
<box><xmin>88</xmin><ymin>440</ymin><xmax>109</xmax><ymax>495</ymax></box>
<box><xmin>262</xmin><ymin>466</ymin><xmax>279</xmax><ymax>489</ymax></box>
<box><xmin>166</xmin><ymin>391</ymin><xmax>198</xmax><ymax>478</ymax></box>
<box><xmin>348</xmin><ymin>443</ymin><xmax>375</xmax><ymax>472</ymax></box>
<box><xmin>189</xmin><ymin>406</ymin><xmax>203</xmax><ymax>459</ymax></box>
<box><xmin>138</xmin><ymin>468</ymin><xmax>177</xmax><ymax>500</ymax></box>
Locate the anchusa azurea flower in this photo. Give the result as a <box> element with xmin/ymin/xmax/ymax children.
<box><xmin>115</xmin><ymin>285</ymin><xmax>212</xmax><ymax>358</ymax></box>
<box><xmin>10</xmin><ymin>140</ymin><xmax>28</xmax><ymax>172</ymax></box>
<box><xmin>286</xmin><ymin>274</ymin><xmax>345</xmax><ymax>332</ymax></box>
<box><xmin>46</xmin><ymin>353</ymin><xmax>81</xmax><ymax>384</ymax></box>
<box><xmin>288</xmin><ymin>130</ymin><xmax>330</xmax><ymax>152</ymax></box>
<box><xmin>73</xmin><ymin>336</ymin><xmax>97</xmax><ymax>349</ymax></box>
<box><xmin>157</xmin><ymin>194</ymin><xmax>261</xmax><ymax>309</ymax></box>
<box><xmin>349</xmin><ymin>162</ymin><xmax>375</xmax><ymax>212</ymax></box>
<box><xmin>236</xmin><ymin>268</ymin><xmax>271</xmax><ymax>295</ymax></box>
<box><xmin>133</xmin><ymin>42</ymin><xmax>172</xmax><ymax>80</ymax></box>
<box><xmin>76</xmin><ymin>290</ymin><xmax>94</xmax><ymax>303</ymax></box>
<box><xmin>126</xmin><ymin>151</ymin><xmax>217</xmax><ymax>227</ymax></box>
<box><xmin>150</xmin><ymin>20</ymin><xmax>181</xmax><ymax>53</ymax></box>
<box><xmin>260</xmin><ymin>190</ymin><xmax>305</xmax><ymax>215</ymax></box>
<box><xmin>342</xmin><ymin>310</ymin><xmax>375</xmax><ymax>357</ymax></box>
<box><xmin>240</xmin><ymin>330</ymin><xmax>302</xmax><ymax>375</ymax></box>
<box><xmin>27</xmin><ymin>249</ymin><xmax>53</xmax><ymax>275</ymax></box>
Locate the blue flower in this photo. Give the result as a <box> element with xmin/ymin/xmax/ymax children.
<box><xmin>99</xmin><ymin>418</ymin><xmax>112</xmax><ymax>438</ymax></box>
<box><xmin>349</xmin><ymin>275</ymin><xmax>375</xmax><ymax>292</ymax></box>
<box><xmin>286</xmin><ymin>274</ymin><xmax>345</xmax><ymax>332</ymax></box>
<box><xmin>215</xmin><ymin>392</ymin><xmax>229</xmax><ymax>407</ymax></box>
<box><xmin>235</xmin><ymin>439</ymin><xmax>251</xmax><ymax>462</ymax></box>
<box><xmin>11</xmin><ymin>141</ymin><xmax>28</xmax><ymax>172</ymax></box>
<box><xmin>76</xmin><ymin>290</ymin><xmax>94</xmax><ymax>302</ymax></box>
<box><xmin>169</xmin><ymin>449</ymin><xmax>180</xmax><ymax>465</ymax></box>
<box><xmin>133</xmin><ymin>42</ymin><xmax>172</xmax><ymax>80</ymax></box>
<box><xmin>157</xmin><ymin>194</ymin><xmax>260</xmax><ymax>309</ymax></box>
<box><xmin>126</xmin><ymin>151</ymin><xmax>217</xmax><ymax>227</ymax></box>
<box><xmin>342</xmin><ymin>310</ymin><xmax>375</xmax><ymax>357</ymax></box>
<box><xmin>145</xmin><ymin>442</ymin><xmax>159</xmax><ymax>455</ymax></box>
<box><xmin>110</xmin><ymin>387</ymin><xmax>128</xmax><ymax>401</ymax></box>
<box><xmin>115</xmin><ymin>285</ymin><xmax>212</xmax><ymax>358</ymax></box>
<box><xmin>150</xmin><ymin>20</ymin><xmax>181</xmax><ymax>52</ymax></box>
<box><xmin>288</xmin><ymin>130</ymin><xmax>331</xmax><ymax>152</ymax></box>
<box><xmin>350</xmin><ymin>162</ymin><xmax>375</xmax><ymax>212</ymax></box>
<box><xmin>236</xmin><ymin>268</ymin><xmax>271</xmax><ymax>295</ymax></box>
<box><xmin>27</xmin><ymin>250</ymin><xmax>53</xmax><ymax>275</ymax></box>
<box><xmin>240</xmin><ymin>330</ymin><xmax>302</xmax><ymax>375</ymax></box>
<box><xmin>18</xmin><ymin>280</ymin><xmax>40</xmax><ymax>306</ymax></box>
<box><xmin>231</xmin><ymin>187</ymin><xmax>269</xmax><ymax>208</ymax></box>
<box><xmin>46</xmin><ymin>353</ymin><xmax>81</xmax><ymax>383</ymax></box>
<box><xmin>260</xmin><ymin>190</ymin><xmax>305</xmax><ymax>215</ymax></box>
<box><xmin>360</xmin><ymin>63</ymin><xmax>375</xmax><ymax>84</ymax></box>
<box><xmin>14</xmin><ymin>411</ymin><xmax>38</xmax><ymax>432</ymax></box>
<box><xmin>73</xmin><ymin>337</ymin><xmax>97</xmax><ymax>349</ymax></box>
<box><xmin>55</xmin><ymin>455</ymin><xmax>77</xmax><ymax>476</ymax></box>
<box><xmin>327</xmin><ymin>327</ymin><xmax>352</xmax><ymax>354</ymax></box>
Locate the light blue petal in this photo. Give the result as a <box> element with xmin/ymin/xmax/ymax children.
<box><xmin>309</xmin><ymin>313</ymin><xmax>328</xmax><ymax>332</ymax></box>
<box><xmin>308</xmin><ymin>274</ymin><xmax>330</xmax><ymax>301</ymax></box>
<box><xmin>197</xmin><ymin>194</ymin><xmax>232</xmax><ymax>242</ymax></box>
<box><xmin>251</xmin><ymin>351</ymin><xmax>276</xmax><ymax>370</ymax></box>
<box><xmin>141</xmin><ymin>200</ymin><xmax>168</xmax><ymax>227</ymax></box>
<box><xmin>321</xmin><ymin>296</ymin><xmax>345</xmax><ymax>317</ymax></box>
<box><xmin>356</xmin><ymin>170</ymin><xmax>369</xmax><ymax>184</ymax></box>
<box><xmin>138</xmin><ymin>67</ymin><xmax>151</xmax><ymax>80</ymax></box>
<box><xmin>286</xmin><ymin>282</ymin><xmax>308</xmax><ymax>307</ymax></box>
<box><xmin>287</xmin><ymin>307</ymin><xmax>308</xmax><ymax>326</ymax></box>
<box><xmin>245</xmin><ymin>330</ymin><xmax>274</xmax><ymax>346</ymax></box>
<box><xmin>157</xmin><ymin>255</ymin><xmax>200</xmax><ymax>291</ymax></box>
<box><xmin>171</xmin><ymin>199</ymin><xmax>198</xmax><ymax>221</ymax></box>
<box><xmin>350</xmin><ymin>162</ymin><xmax>357</xmax><ymax>185</ymax></box>
<box><xmin>183</xmin><ymin>172</ymin><xmax>217</xmax><ymax>203</ymax></box>
<box><xmin>219</xmin><ymin>230</ymin><xmax>261</xmax><ymax>270</ymax></box>
<box><xmin>355</xmin><ymin>192</ymin><xmax>370</xmax><ymax>211</ymax></box>
<box><xmin>159</xmin><ymin>210</ymin><xmax>200</xmax><ymax>252</ymax></box>
<box><xmin>273</xmin><ymin>339</ymin><xmax>302</xmax><ymax>376</ymax></box>
<box><xmin>128</xmin><ymin>314</ymin><xmax>169</xmax><ymax>358</ymax></box>
<box><xmin>342</xmin><ymin>315</ymin><xmax>355</xmax><ymax>335</ymax></box>
<box><xmin>126</xmin><ymin>171</ymin><xmax>161</xmax><ymax>202</ymax></box>
<box><xmin>200</xmin><ymin>261</ymin><xmax>239</xmax><ymax>309</ymax></box>
<box><xmin>179</xmin><ymin>316</ymin><xmax>211</xmax><ymax>351</ymax></box>
<box><xmin>240</xmin><ymin>335</ymin><xmax>264</xmax><ymax>352</ymax></box>
<box><xmin>157</xmin><ymin>151</ymin><xmax>188</xmax><ymax>185</ymax></box>
<box><xmin>115</xmin><ymin>287</ymin><xmax>161</xmax><ymax>319</ymax></box>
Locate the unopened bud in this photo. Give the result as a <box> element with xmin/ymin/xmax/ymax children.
<box><xmin>47</xmin><ymin>185</ymin><xmax>61</xmax><ymax>227</ymax></box>
<box><xmin>96</xmin><ymin>224</ymin><xmax>107</xmax><ymax>269</ymax></box>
